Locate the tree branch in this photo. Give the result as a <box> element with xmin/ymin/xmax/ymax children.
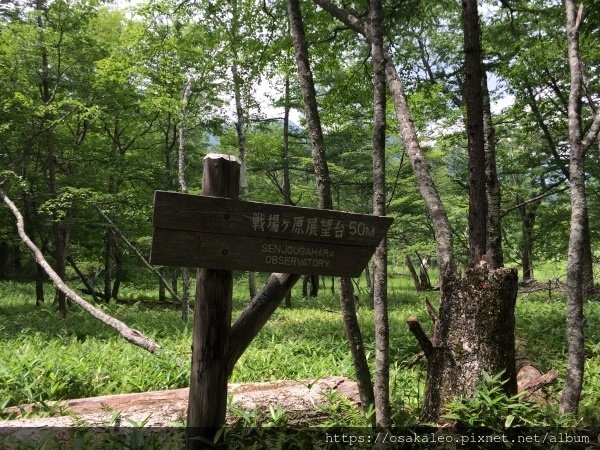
<box><xmin>94</xmin><ymin>205</ymin><xmax>181</xmax><ymax>304</ymax></box>
<box><xmin>1</xmin><ymin>188</ymin><xmax>160</xmax><ymax>353</ymax></box>
<box><xmin>582</xmin><ymin>110</ymin><xmax>600</xmax><ymax>153</ymax></box>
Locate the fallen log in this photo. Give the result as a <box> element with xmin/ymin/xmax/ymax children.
<box><xmin>1</xmin><ymin>187</ymin><xmax>160</xmax><ymax>353</ymax></box>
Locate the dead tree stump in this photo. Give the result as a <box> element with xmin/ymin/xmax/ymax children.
<box><xmin>421</xmin><ymin>265</ymin><xmax>518</xmax><ymax>422</ymax></box>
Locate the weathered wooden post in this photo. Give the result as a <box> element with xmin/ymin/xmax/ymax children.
<box><xmin>187</xmin><ymin>153</ymin><xmax>240</xmax><ymax>449</ymax></box>
<box><xmin>149</xmin><ymin>153</ymin><xmax>392</xmax><ymax>445</ymax></box>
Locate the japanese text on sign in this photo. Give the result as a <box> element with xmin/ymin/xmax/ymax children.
<box><xmin>251</xmin><ymin>212</ymin><xmax>374</xmax><ymax>239</ymax></box>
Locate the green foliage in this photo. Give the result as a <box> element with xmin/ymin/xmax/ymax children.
<box><xmin>2</xmin><ymin>276</ymin><xmax>600</xmax><ymax>429</ymax></box>
<box><xmin>443</xmin><ymin>371</ymin><xmax>576</xmax><ymax>430</ymax></box>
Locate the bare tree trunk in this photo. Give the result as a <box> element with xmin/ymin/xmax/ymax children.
<box><xmin>104</xmin><ymin>228</ymin><xmax>115</xmax><ymax>301</ymax></box>
<box><xmin>313</xmin><ymin>0</ymin><xmax>455</xmax><ymax>273</ymax></box>
<box><xmin>560</xmin><ymin>0</ymin><xmax>587</xmax><ymax>415</ymax></box>
<box><xmin>463</xmin><ymin>0</ymin><xmax>487</xmax><ymax>265</ymax></box>
<box><xmin>283</xmin><ymin>73</ymin><xmax>293</xmax><ymax>308</ymax></box>
<box><xmin>406</xmin><ymin>255</ymin><xmax>422</xmax><ymax>291</ymax></box>
<box><xmin>24</xmin><ymin>197</ymin><xmax>45</xmax><ymax>305</ymax></box>
<box><xmin>482</xmin><ymin>71</ymin><xmax>503</xmax><ymax>268</ymax></box>
<box><xmin>582</xmin><ymin>213</ymin><xmax>593</xmax><ymax>296</ymax></box>
<box><xmin>232</xmin><ymin>63</ymin><xmax>257</xmax><ymax>299</ymax></box>
<box><xmin>370</xmin><ymin>0</ymin><xmax>390</xmax><ymax>426</ymax></box>
<box><xmin>178</xmin><ymin>74</ymin><xmax>193</xmax><ymax>322</ymax></box>
<box><xmin>288</xmin><ymin>1</ymin><xmax>332</xmax><ymax>210</ymax></box>
<box><xmin>518</xmin><ymin>201</ymin><xmax>538</xmax><ymax>282</ymax></box>
<box><xmin>288</xmin><ymin>0</ymin><xmax>375</xmax><ymax>419</ymax></box>
<box><xmin>159</xmin><ymin>273</ymin><xmax>166</xmax><ymax>302</ymax></box>
<box><xmin>36</xmin><ymin>0</ymin><xmax>67</xmax><ymax>317</ymax></box>
<box><xmin>339</xmin><ymin>277</ymin><xmax>376</xmax><ymax>420</ymax></box>
<box><xmin>111</xmin><ymin>246</ymin><xmax>122</xmax><ymax>300</ymax></box>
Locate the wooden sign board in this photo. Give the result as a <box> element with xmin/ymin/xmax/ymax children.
<box><xmin>150</xmin><ymin>191</ymin><xmax>393</xmax><ymax>277</ymax></box>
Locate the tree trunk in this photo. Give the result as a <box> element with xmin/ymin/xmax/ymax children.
<box><xmin>312</xmin><ymin>0</ymin><xmax>455</xmax><ymax>273</ymax></box>
<box><xmin>36</xmin><ymin>0</ymin><xmax>66</xmax><ymax>318</ymax></box>
<box><xmin>518</xmin><ymin>203</ymin><xmax>536</xmax><ymax>281</ymax></box>
<box><xmin>178</xmin><ymin>74</ymin><xmax>193</xmax><ymax>322</ymax></box>
<box><xmin>309</xmin><ymin>275</ymin><xmax>318</xmax><ymax>297</ymax></box>
<box><xmin>111</xmin><ymin>245</ymin><xmax>122</xmax><ymax>300</ymax></box>
<box><xmin>581</xmin><ymin>213</ymin><xmax>593</xmax><ymax>296</ymax></box>
<box><xmin>370</xmin><ymin>0</ymin><xmax>390</xmax><ymax>426</ymax></box>
<box><xmin>482</xmin><ymin>71</ymin><xmax>503</xmax><ymax>268</ymax></box>
<box><xmin>1</xmin><ymin>187</ymin><xmax>160</xmax><ymax>352</ymax></box>
<box><xmin>288</xmin><ymin>0</ymin><xmax>332</xmax><ymax>211</ymax></box>
<box><xmin>232</xmin><ymin>63</ymin><xmax>257</xmax><ymax>300</ymax></box>
<box><xmin>35</xmin><ymin>261</ymin><xmax>45</xmax><ymax>306</ymax></box>
<box><xmin>339</xmin><ymin>277</ymin><xmax>376</xmax><ymax>421</ymax></box>
<box><xmin>406</xmin><ymin>255</ymin><xmax>422</xmax><ymax>291</ymax></box>
<box><xmin>159</xmin><ymin>274</ymin><xmax>166</xmax><ymax>303</ymax></box>
<box><xmin>283</xmin><ymin>72</ymin><xmax>293</xmax><ymax>308</ymax></box>
<box><xmin>104</xmin><ymin>228</ymin><xmax>115</xmax><ymax>302</ymax></box>
<box><xmin>288</xmin><ymin>0</ymin><xmax>375</xmax><ymax>419</ymax></box>
<box><xmin>421</xmin><ymin>267</ymin><xmax>518</xmax><ymax>422</ymax></box>
<box><xmin>463</xmin><ymin>0</ymin><xmax>487</xmax><ymax>265</ymax></box>
<box><xmin>560</xmin><ymin>0</ymin><xmax>587</xmax><ymax>415</ymax></box>
<box><xmin>313</xmin><ymin>0</ymin><xmax>518</xmax><ymax>423</ymax></box>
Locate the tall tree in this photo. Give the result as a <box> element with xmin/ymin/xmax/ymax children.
<box><xmin>287</xmin><ymin>0</ymin><xmax>375</xmax><ymax>420</ymax></box>
<box><xmin>313</xmin><ymin>0</ymin><xmax>518</xmax><ymax>422</ymax></box>
<box><xmin>560</xmin><ymin>0</ymin><xmax>600</xmax><ymax>415</ymax></box>
<box><xmin>462</xmin><ymin>0</ymin><xmax>487</xmax><ymax>265</ymax></box>
<box><xmin>369</xmin><ymin>0</ymin><xmax>390</xmax><ymax>427</ymax></box>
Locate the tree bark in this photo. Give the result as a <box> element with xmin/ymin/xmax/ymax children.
<box><xmin>288</xmin><ymin>0</ymin><xmax>332</xmax><ymax>211</ymax></box>
<box><xmin>283</xmin><ymin>73</ymin><xmax>293</xmax><ymax>308</ymax></box>
<box><xmin>462</xmin><ymin>0</ymin><xmax>487</xmax><ymax>265</ymax></box>
<box><xmin>421</xmin><ymin>267</ymin><xmax>518</xmax><ymax>422</ymax></box>
<box><xmin>560</xmin><ymin>0</ymin><xmax>587</xmax><ymax>415</ymax></box>
<box><xmin>517</xmin><ymin>200</ymin><xmax>539</xmax><ymax>282</ymax></box>
<box><xmin>312</xmin><ymin>0</ymin><xmax>454</xmax><ymax>274</ymax></box>
<box><xmin>104</xmin><ymin>228</ymin><xmax>115</xmax><ymax>301</ymax></box>
<box><xmin>111</xmin><ymin>246</ymin><xmax>123</xmax><ymax>300</ymax></box>
<box><xmin>312</xmin><ymin>0</ymin><xmax>520</xmax><ymax>422</ymax></box>
<box><xmin>36</xmin><ymin>0</ymin><xmax>67</xmax><ymax>317</ymax></box>
<box><xmin>370</xmin><ymin>0</ymin><xmax>390</xmax><ymax>426</ymax></box>
<box><xmin>288</xmin><ymin>0</ymin><xmax>375</xmax><ymax>420</ymax></box>
<box><xmin>482</xmin><ymin>71</ymin><xmax>503</xmax><ymax>268</ymax></box>
<box><xmin>232</xmin><ymin>63</ymin><xmax>257</xmax><ymax>300</ymax></box>
<box><xmin>178</xmin><ymin>73</ymin><xmax>193</xmax><ymax>322</ymax></box>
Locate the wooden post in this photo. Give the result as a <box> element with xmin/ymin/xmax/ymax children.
<box><xmin>187</xmin><ymin>154</ymin><xmax>240</xmax><ymax>449</ymax></box>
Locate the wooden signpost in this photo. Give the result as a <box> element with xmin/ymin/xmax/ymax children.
<box><xmin>151</xmin><ymin>192</ymin><xmax>392</xmax><ymax>277</ymax></box>
<box><xmin>150</xmin><ymin>154</ymin><xmax>392</xmax><ymax>448</ymax></box>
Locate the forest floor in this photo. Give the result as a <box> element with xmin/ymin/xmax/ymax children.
<box><xmin>0</xmin><ymin>376</ymin><xmax>359</xmax><ymax>428</ymax></box>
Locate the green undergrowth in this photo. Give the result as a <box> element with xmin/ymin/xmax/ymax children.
<box><xmin>1</xmin><ymin>270</ymin><xmax>600</xmax><ymax>427</ymax></box>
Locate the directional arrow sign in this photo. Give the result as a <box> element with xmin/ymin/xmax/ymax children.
<box><xmin>150</xmin><ymin>191</ymin><xmax>392</xmax><ymax>277</ymax></box>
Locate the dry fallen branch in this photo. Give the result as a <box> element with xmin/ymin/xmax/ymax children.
<box><xmin>1</xmin><ymin>187</ymin><xmax>160</xmax><ymax>353</ymax></box>
<box><xmin>93</xmin><ymin>204</ymin><xmax>180</xmax><ymax>304</ymax></box>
